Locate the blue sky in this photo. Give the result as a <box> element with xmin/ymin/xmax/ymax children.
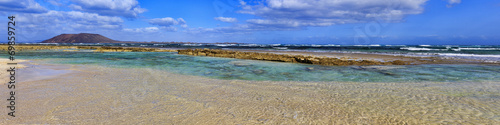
<box><xmin>1</xmin><ymin>0</ymin><xmax>499</xmax><ymax>45</ymax></box>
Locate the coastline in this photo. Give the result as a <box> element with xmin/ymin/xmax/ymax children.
<box><xmin>2</xmin><ymin>0</ymin><xmax>498</xmax><ymax>124</ymax></box>
<box><xmin>2</xmin><ymin>45</ymin><xmax>498</xmax><ymax>66</ymax></box>
<box><xmin>1</xmin><ymin>60</ymin><xmax>499</xmax><ymax>124</ymax></box>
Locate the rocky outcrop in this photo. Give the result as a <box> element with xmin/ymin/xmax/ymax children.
<box><xmin>178</xmin><ymin>49</ymin><xmax>410</xmax><ymax>66</ymax></box>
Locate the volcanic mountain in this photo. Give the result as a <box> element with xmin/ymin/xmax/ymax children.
<box><xmin>41</xmin><ymin>33</ymin><xmax>120</xmax><ymax>43</ymax></box>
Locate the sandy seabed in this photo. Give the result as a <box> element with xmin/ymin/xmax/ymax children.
<box><xmin>1</xmin><ymin>60</ymin><xmax>499</xmax><ymax>124</ymax></box>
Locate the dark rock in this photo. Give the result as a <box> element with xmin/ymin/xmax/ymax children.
<box><xmin>252</xmin><ymin>69</ymin><xmax>265</xmax><ymax>74</ymax></box>
<box><xmin>306</xmin><ymin>67</ymin><xmax>315</xmax><ymax>71</ymax></box>
<box><xmin>177</xmin><ymin>49</ymin><xmax>411</xmax><ymax>66</ymax></box>
<box><xmin>229</xmin><ymin>61</ymin><xmax>251</xmax><ymax>67</ymax></box>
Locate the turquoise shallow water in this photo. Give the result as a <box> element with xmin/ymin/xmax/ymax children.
<box><xmin>8</xmin><ymin>50</ymin><xmax>500</xmax><ymax>82</ymax></box>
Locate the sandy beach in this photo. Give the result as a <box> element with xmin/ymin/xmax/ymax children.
<box><xmin>3</xmin><ymin>0</ymin><xmax>499</xmax><ymax>123</ymax></box>
<box><xmin>0</xmin><ymin>59</ymin><xmax>27</xmax><ymax>83</ymax></box>
<box><xmin>1</xmin><ymin>60</ymin><xmax>499</xmax><ymax>124</ymax></box>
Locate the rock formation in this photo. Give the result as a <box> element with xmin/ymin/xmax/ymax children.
<box><xmin>178</xmin><ymin>49</ymin><xmax>409</xmax><ymax>66</ymax></box>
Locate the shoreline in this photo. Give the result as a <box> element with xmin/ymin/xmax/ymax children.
<box><xmin>1</xmin><ymin>45</ymin><xmax>498</xmax><ymax>66</ymax></box>
<box><xmin>1</xmin><ymin>60</ymin><xmax>499</xmax><ymax>124</ymax></box>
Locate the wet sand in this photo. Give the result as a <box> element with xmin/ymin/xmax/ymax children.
<box><xmin>1</xmin><ymin>61</ymin><xmax>499</xmax><ymax>124</ymax></box>
<box><xmin>0</xmin><ymin>59</ymin><xmax>27</xmax><ymax>83</ymax></box>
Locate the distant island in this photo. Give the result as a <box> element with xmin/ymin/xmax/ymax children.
<box><xmin>40</xmin><ymin>33</ymin><xmax>240</xmax><ymax>44</ymax></box>
<box><xmin>41</xmin><ymin>33</ymin><xmax>120</xmax><ymax>43</ymax></box>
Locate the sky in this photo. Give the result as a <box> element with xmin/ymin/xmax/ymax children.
<box><xmin>1</xmin><ymin>0</ymin><xmax>499</xmax><ymax>45</ymax></box>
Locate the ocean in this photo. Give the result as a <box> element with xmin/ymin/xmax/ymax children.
<box><xmin>29</xmin><ymin>43</ymin><xmax>500</xmax><ymax>62</ymax></box>
<box><xmin>7</xmin><ymin>43</ymin><xmax>500</xmax><ymax>82</ymax></box>
<box><xmin>3</xmin><ymin>43</ymin><xmax>500</xmax><ymax>124</ymax></box>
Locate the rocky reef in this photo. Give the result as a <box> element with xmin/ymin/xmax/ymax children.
<box><xmin>178</xmin><ymin>49</ymin><xmax>409</xmax><ymax>66</ymax></box>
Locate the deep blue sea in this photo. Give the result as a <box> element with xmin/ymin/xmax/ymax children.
<box><xmin>5</xmin><ymin>43</ymin><xmax>500</xmax><ymax>82</ymax></box>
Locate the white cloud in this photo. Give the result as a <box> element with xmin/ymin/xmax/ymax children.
<box><xmin>149</xmin><ymin>17</ymin><xmax>187</xmax><ymax>27</ymax></box>
<box><xmin>10</xmin><ymin>10</ymin><xmax>124</xmax><ymax>41</ymax></box>
<box><xmin>69</xmin><ymin>0</ymin><xmax>147</xmax><ymax>18</ymax></box>
<box><xmin>124</xmin><ymin>27</ymin><xmax>160</xmax><ymax>32</ymax></box>
<box><xmin>214</xmin><ymin>17</ymin><xmax>238</xmax><ymax>23</ymax></box>
<box><xmin>147</xmin><ymin>17</ymin><xmax>188</xmax><ymax>32</ymax></box>
<box><xmin>246</xmin><ymin>19</ymin><xmax>301</xmax><ymax>28</ymax></box>
<box><xmin>48</xmin><ymin>0</ymin><xmax>63</xmax><ymax>6</ymax></box>
<box><xmin>177</xmin><ymin>18</ymin><xmax>187</xmax><ymax>28</ymax></box>
<box><xmin>446</xmin><ymin>0</ymin><xmax>461</xmax><ymax>8</ymax></box>
<box><xmin>68</xmin><ymin>4</ymin><xmax>82</xmax><ymax>10</ymax></box>
<box><xmin>123</xmin><ymin>26</ymin><xmax>178</xmax><ymax>32</ymax></box>
<box><xmin>447</xmin><ymin>0</ymin><xmax>461</xmax><ymax>4</ymax></box>
<box><xmin>238</xmin><ymin>0</ymin><xmax>428</xmax><ymax>29</ymax></box>
<box><xmin>188</xmin><ymin>0</ymin><xmax>431</xmax><ymax>34</ymax></box>
<box><xmin>186</xmin><ymin>24</ymin><xmax>265</xmax><ymax>34</ymax></box>
<box><xmin>18</xmin><ymin>10</ymin><xmax>123</xmax><ymax>28</ymax></box>
<box><xmin>17</xmin><ymin>10</ymin><xmax>122</xmax><ymax>35</ymax></box>
<box><xmin>161</xmin><ymin>26</ymin><xmax>178</xmax><ymax>32</ymax></box>
<box><xmin>239</xmin><ymin>0</ymin><xmax>246</xmax><ymax>6</ymax></box>
<box><xmin>0</xmin><ymin>0</ymin><xmax>47</xmax><ymax>13</ymax></box>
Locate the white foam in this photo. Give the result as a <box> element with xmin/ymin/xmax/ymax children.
<box><xmin>437</xmin><ymin>53</ymin><xmax>500</xmax><ymax>58</ymax></box>
<box><xmin>239</xmin><ymin>44</ymin><xmax>259</xmax><ymax>47</ymax></box>
<box><xmin>273</xmin><ymin>47</ymin><xmax>288</xmax><ymax>50</ymax></box>
<box><xmin>325</xmin><ymin>44</ymin><xmax>340</xmax><ymax>47</ymax></box>
<box><xmin>455</xmin><ymin>47</ymin><xmax>500</xmax><ymax>51</ymax></box>
<box><xmin>182</xmin><ymin>44</ymin><xmax>202</xmax><ymax>46</ymax></box>
<box><xmin>400</xmin><ymin>47</ymin><xmax>447</xmax><ymax>51</ymax></box>
<box><xmin>385</xmin><ymin>45</ymin><xmax>406</xmax><ymax>47</ymax></box>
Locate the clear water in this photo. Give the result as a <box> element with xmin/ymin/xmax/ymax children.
<box><xmin>7</xmin><ymin>50</ymin><xmax>500</xmax><ymax>82</ymax></box>
<box><xmin>22</xmin><ymin>43</ymin><xmax>500</xmax><ymax>62</ymax></box>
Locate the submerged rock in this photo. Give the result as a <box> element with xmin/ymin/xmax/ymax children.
<box><xmin>360</xmin><ymin>66</ymin><xmax>405</xmax><ymax>70</ymax></box>
<box><xmin>306</xmin><ymin>67</ymin><xmax>315</xmax><ymax>71</ymax></box>
<box><xmin>228</xmin><ymin>61</ymin><xmax>252</xmax><ymax>67</ymax></box>
<box><xmin>252</xmin><ymin>69</ymin><xmax>265</xmax><ymax>74</ymax></box>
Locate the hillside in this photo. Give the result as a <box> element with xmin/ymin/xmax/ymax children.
<box><xmin>41</xmin><ymin>33</ymin><xmax>120</xmax><ymax>43</ymax></box>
